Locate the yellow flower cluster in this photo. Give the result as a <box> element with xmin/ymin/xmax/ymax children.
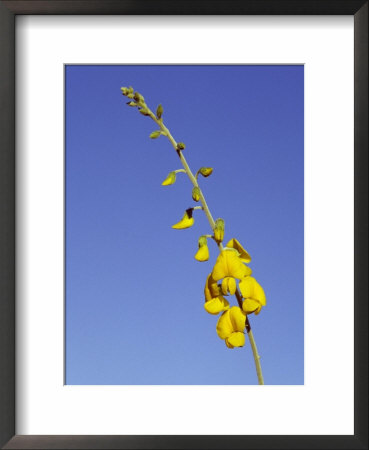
<box><xmin>122</xmin><ymin>87</ymin><xmax>266</xmax><ymax>369</ymax></box>
<box><xmin>204</xmin><ymin>238</ymin><xmax>266</xmax><ymax>349</ymax></box>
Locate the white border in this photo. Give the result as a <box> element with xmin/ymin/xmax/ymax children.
<box><xmin>16</xmin><ymin>16</ymin><xmax>354</xmax><ymax>435</ymax></box>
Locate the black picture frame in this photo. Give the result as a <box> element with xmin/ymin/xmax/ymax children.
<box><xmin>0</xmin><ymin>1</ymin><xmax>367</xmax><ymax>449</ymax></box>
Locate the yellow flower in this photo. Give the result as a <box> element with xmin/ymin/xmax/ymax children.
<box><xmin>204</xmin><ymin>274</ymin><xmax>229</xmax><ymax>315</ymax></box>
<box><xmin>216</xmin><ymin>306</ymin><xmax>246</xmax><ymax>348</ymax></box>
<box><xmin>172</xmin><ymin>209</ymin><xmax>194</xmax><ymax>229</ymax></box>
<box><xmin>195</xmin><ymin>245</ymin><xmax>209</xmax><ymax>262</ymax></box>
<box><xmin>211</xmin><ymin>249</ymin><xmax>252</xmax><ymax>281</ymax></box>
<box><xmin>225</xmin><ymin>238</ymin><xmax>251</xmax><ymax>263</ymax></box>
<box><xmin>239</xmin><ymin>276</ymin><xmax>266</xmax><ymax>315</ymax></box>
<box><xmin>195</xmin><ymin>235</ymin><xmax>209</xmax><ymax>261</ymax></box>
<box><xmin>162</xmin><ymin>171</ymin><xmax>176</xmax><ymax>186</ymax></box>
<box><xmin>221</xmin><ymin>276</ymin><xmax>237</xmax><ymax>295</ymax></box>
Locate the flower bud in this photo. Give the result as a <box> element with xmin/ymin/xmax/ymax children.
<box><xmin>156</xmin><ymin>104</ymin><xmax>163</xmax><ymax>119</ymax></box>
<box><xmin>150</xmin><ymin>130</ymin><xmax>161</xmax><ymax>139</ymax></box>
<box><xmin>172</xmin><ymin>209</ymin><xmax>194</xmax><ymax>229</ymax></box>
<box><xmin>195</xmin><ymin>245</ymin><xmax>209</xmax><ymax>262</ymax></box>
<box><xmin>214</xmin><ymin>218</ymin><xmax>225</xmax><ymax>243</ymax></box>
<box><xmin>198</xmin><ymin>235</ymin><xmax>208</xmax><ymax>247</ymax></box>
<box><xmin>133</xmin><ymin>92</ymin><xmax>145</xmax><ymax>103</ymax></box>
<box><xmin>139</xmin><ymin>108</ymin><xmax>150</xmax><ymax>116</ymax></box>
<box><xmin>126</xmin><ymin>86</ymin><xmax>134</xmax><ymax>99</ymax></box>
<box><xmin>195</xmin><ymin>236</ymin><xmax>209</xmax><ymax>262</ymax></box>
<box><xmin>121</xmin><ymin>87</ymin><xmax>129</xmax><ymax>96</ymax></box>
<box><xmin>126</xmin><ymin>101</ymin><xmax>138</xmax><ymax>107</ymax></box>
<box><xmin>176</xmin><ymin>142</ymin><xmax>186</xmax><ymax>151</ymax></box>
<box><xmin>199</xmin><ymin>167</ymin><xmax>213</xmax><ymax>177</ymax></box>
<box><xmin>161</xmin><ymin>171</ymin><xmax>176</xmax><ymax>186</ymax></box>
<box><xmin>192</xmin><ymin>186</ymin><xmax>201</xmax><ymax>202</ymax></box>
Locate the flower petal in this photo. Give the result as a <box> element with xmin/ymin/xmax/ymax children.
<box><xmin>172</xmin><ymin>215</ymin><xmax>194</xmax><ymax>229</ymax></box>
<box><xmin>225</xmin><ymin>340</ymin><xmax>234</xmax><ymax>349</ymax></box>
<box><xmin>239</xmin><ymin>276</ymin><xmax>266</xmax><ymax>306</ymax></box>
<box><xmin>226</xmin><ymin>238</ymin><xmax>251</xmax><ymax>263</ymax></box>
<box><xmin>204</xmin><ymin>273</ymin><xmax>221</xmax><ymax>302</ymax></box>
<box><xmin>242</xmin><ymin>298</ymin><xmax>261</xmax><ymax>314</ymax></box>
<box><xmin>227</xmin><ymin>332</ymin><xmax>245</xmax><ymax>347</ymax></box>
<box><xmin>221</xmin><ymin>277</ymin><xmax>237</xmax><ymax>295</ymax></box>
<box><xmin>229</xmin><ymin>306</ymin><xmax>247</xmax><ymax>332</ymax></box>
<box><xmin>204</xmin><ymin>297</ymin><xmax>230</xmax><ymax>315</ymax></box>
<box><xmin>216</xmin><ymin>306</ymin><xmax>246</xmax><ymax>339</ymax></box>
<box><xmin>212</xmin><ymin>250</ymin><xmax>252</xmax><ymax>281</ymax></box>
<box><xmin>195</xmin><ymin>245</ymin><xmax>209</xmax><ymax>261</ymax></box>
<box><xmin>216</xmin><ymin>310</ymin><xmax>234</xmax><ymax>339</ymax></box>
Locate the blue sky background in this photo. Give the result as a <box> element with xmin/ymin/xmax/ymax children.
<box><xmin>65</xmin><ymin>65</ymin><xmax>304</xmax><ymax>385</ymax></box>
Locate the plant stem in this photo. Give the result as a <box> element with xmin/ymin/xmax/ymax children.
<box><xmin>146</xmin><ymin>106</ymin><xmax>264</xmax><ymax>385</ymax></box>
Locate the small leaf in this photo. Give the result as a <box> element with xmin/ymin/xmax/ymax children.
<box><xmin>156</xmin><ymin>104</ymin><xmax>163</xmax><ymax>119</ymax></box>
<box><xmin>150</xmin><ymin>130</ymin><xmax>161</xmax><ymax>139</ymax></box>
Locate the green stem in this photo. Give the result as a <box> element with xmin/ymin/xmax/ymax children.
<box><xmin>144</xmin><ymin>104</ymin><xmax>264</xmax><ymax>385</ymax></box>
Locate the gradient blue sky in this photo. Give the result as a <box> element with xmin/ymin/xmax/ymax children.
<box><xmin>65</xmin><ymin>65</ymin><xmax>304</xmax><ymax>385</ymax></box>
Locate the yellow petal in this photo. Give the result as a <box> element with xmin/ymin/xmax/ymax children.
<box><xmin>204</xmin><ymin>274</ymin><xmax>221</xmax><ymax>302</ymax></box>
<box><xmin>214</xmin><ymin>228</ymin><xmax>224</xmax><ymax>243</ymax></box>
<box><xmin>216</xmin><ymin>310</ymin><xmax>234</xmax><ymax>339</ymax></box>
<box><xmin>226</xmin><ymin>238</ymin><xmax>251</xmax><ymax>263</ymax></box>
<box><xmin>228</xmin><ymin>277</ymin><xmax>237</xmax><ymax>294</ymax></box>
<box><xmin>221</xmin><ymin>278</ymin><xmax>228</xmax><ymax>296</ymax></box>
<box><xmin>221</xmin><ymin>277</ymin><xmax>237</xmax><ymax>295</ymax></box>
<box><xmin>172</xmin><ymin>210</ymin><xmax>194</xmax><ymax>229</ymax></box>
<box><xmin>162</xmin><ymin>171</ymin><xmax>176</xmax><ymax>186</ymax></box>
<box><xmin>204</xmin><ymin>297</ymin><xmax>230</xmax><ymax>315</ymax></box>
<box><xmin>216</xmin><ymin>306</ymin><xmax>245</xmax><ymax>339</ymax></box>
<box><xmin>229</xmin><ymin>306</ymin><xmax>246</xmax><ymax>332</ymax></box>
<box><xmin>226</xmin><ymin>332</ymin><xmax>245</xmax><ymax>347</ymax></box>
<box><xmin>242</xmin><ymin>298</ymin><xmax>261</xmax><ymax>315</ymax></box>
<box><xmin>212</xmin><ymin>250</ymin><xmax>252</xmax><ymax>281</ymax></box>
<box><xmin>225</xmin><ymin>340</ymin><xmax>234</xmax><ymax>349</ymax></box>
<box><xmin>195</xmin><ymin>245</ymin><xmax>209</xmax><ymax>262</ymax></box>
<box><xmin>239</xmin><ymin>276</ymin><xmax>266</xmax><ymax>306</ymax></box>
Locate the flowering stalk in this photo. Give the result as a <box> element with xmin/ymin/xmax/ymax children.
<box><xmin>121</xmin><ymin>87</ymin><xmax>265</xmax><ymax>385</ymax></box>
